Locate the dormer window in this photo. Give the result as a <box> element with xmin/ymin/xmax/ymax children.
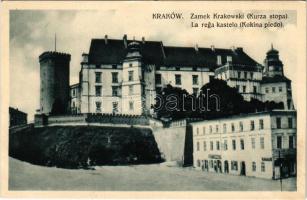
<box><xmin>226</xmin><ymin>56</ymin><xmax>232</xmax><ymax>63</ymax></box>
<box><xmin>217</xmin><ymin>55</ymin><xmax>222</xmax><ymax>65</ymax></box>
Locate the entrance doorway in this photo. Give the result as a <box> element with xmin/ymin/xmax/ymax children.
<box><xmin>240</xmin><ymin>161</ymin><xmax>246</xmax><ymax>176</ymax></box>
<box><xmin>217</xmin><ymin>160</ymin><xmax>222</xmax><ymax>173</ymax></box>
<box><xmin>224</xmin><ymin>160</ymin><xmax>229</xmax><ymax>173</ymax></box>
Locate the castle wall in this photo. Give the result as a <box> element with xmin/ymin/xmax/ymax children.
<box><xmin>152</xmin><ymin>119</ymin><xmax>193</xmax><ymax>166</ymax></box>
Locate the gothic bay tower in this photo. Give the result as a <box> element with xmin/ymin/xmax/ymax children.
<box><xmin>39</xmin><ymin>52</ymin><xmax>71</xmax><ymax>115</ymax></box>
<box><xmin>121</xmin><ymin>41</ymin><xmax>145</xmax><ymax>115</ymax></box>
<box><xmin>263</xmin><ymin>45</ymin><xmax>284</xmax><ymax>77</ymax></box>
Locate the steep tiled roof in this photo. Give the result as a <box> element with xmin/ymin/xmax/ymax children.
<box><xmin>88</xmin><ymin>38</ymin><xmax>260</xmax><ymax>70</ymax></box>
<box><xmin>261</xmin><ymin>75</ymin><xmax>291</xmax><ymax>84</ymax></box>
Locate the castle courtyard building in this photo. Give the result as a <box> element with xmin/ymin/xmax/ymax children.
<box><xmin>70</xmin><ymin>35</ymin><xmax>294</xmax><ymax>115</ymax></box>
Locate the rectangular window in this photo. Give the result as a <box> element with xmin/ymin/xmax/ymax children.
<box><xmin>155</xmin><ymin>74</ymin><xmax>162</xmax><ymax>85</ymax></box>
<box><xmin>238</xmin><ymin>72</ymin><xmax>241</xmax><ymax>79</ymax></box>
<box><xmin>261</xmin><ymin>162</ymin><xmax>265</xmax><ymax>172</ymax></box>
<box><xmin>128</xmin><ymin>70</ymin><xmax>134</xmax><ymax>81</ymax></box>
<box><xmin>175</xmin><ymin>74</ymin><xmax>181</xmax><ymax>85</ymax></box>
<box><xmin>231</xmin><ymin>123</ymin><xmax>235</xmax><ymax>132</ymax></box>
<box><xmin>203</xmin><ymin>127</ymin><xmax>206</xmax><ymax>135</ymax></box>
<box><xmin>243</xmin><ymin>86</ymin><xmax>246</xmax><ymax>93</ymax></box>
<box><xmin>209</xmin><ymin>125</ymin><xmax>212</xmax><ymax>133</ymax></box>
<box><xmin>224</xmin><ymin>140</ymin><xmax>228</xmax><ymax>150</ymax></box>
<box><xmin>129</xmin><ymin>101</ymin><xmax>134</xmax><ymax>111</ymax></box>
<box><xmin>279</xmin><ymin>86</ymin><xmax>283</xmax><ymax>92</ymax></box>
<box><xmin>112</xmin><ymin>72</ymin><xmax>118</xmax><ymax>83</ymax></box>
<box><xmin>129</xmin><ymin>63</ymin><xmax>133</xmax><ymax>67</ymax></box>
<box><xmin>239</xmin><ymin>121</ymin><xmax>243</xmax><ymax>132</ymax></box>
<box><xmin>216</xmin><ymin>141</ymin><xmax>220</xmax><ymax>150</ymax></box>
<box><xmin>192</xmin><ymin>75</ymin><xmax>199</xmax><ymax>85</ymax></box>
<box><xmin>196</xmin><ymin>141</ymin><xmax>200</xmax><ymax>151</ymax></box>
<box><xmin>215</xmin><ymin>125</ymin><xmax>219</xmax><ymax>133</ymax></box>
<box><xmin>95</xmin><ymin>101</ymin><xmax>101</xmax><ymax>112</ymax></box>
<box><xmin>112</xmin><ymin>86</ymin><xmax>119</xmax><ymax>97</ymax></box>
<box><xmin>259</xmin><ymin>119</ymin><xmax>264</xmax><ymax>130</ymax></box>
<box><xmin>217</xmin><ymin>55</ymin><xmax>222</xmax><ymax>65</ymax></box>
<box><xmin>287</xmin><ymin>100</ymin><xmax>292</xmax><ymax>109</ymax></box>
<box><xmin>226</xmin><ymin>56</ymin><xmax>232</xmax><ymax>62</ymax></box>
<box><xmin>95</xmin><ymin>72</ymin><xmax>102</xmax><ymax>83</ymax></box>
<box><xmin>193</xmin><ymin>88</ymin><xmax>199</xmax><ymax>95</ymax></box>
<box><xmin>112</xmin><ymin>102</ymin><xmax>118</xmax><ymax>113</ymax></box>
<box><xmin>260</xmin><ymin>137</ymin><xmax>265</xmax><ymax>149</ymax></box>
<box><xmin>236</xmin><ymin>85</ymin><xmax>240</xmax><ymax>92</ymax></box>
<box><xmin>289</xmin><ymin>136</ymin><xmax>294</xmax><ymax>149</ymax></box>
<box><xmin>265</xmin><ymin>87</ymin><xmax>269</xmax><ymax>93</ymax></box>
<box><xmin>288</xmin><ymin>117</ymin><xmax>293</xmax><ymax>128</ymax></box>
<box><xmin>251</xmin><ymin>72</ymin><xmax>254</xmax><ymax>79</ymax></box>
<box><xmin>244</xmin><ymin>72</ymin><xmax>247</xmax><ymax>79</ymax></box>
<box><xmin>276</xmin><ymin>117</ymin><xmax>281</xmax><ymax>129</ymax></box>
<box><xmin>240</xmin><ymin>139</ymin><xmax>244</xmax><ymax>150</ymax></box>
<box><xmin>253</xmin><ymin>86</ymin><xmax>257</xmax><ymax>93</ymax></box>
<box><xmin>210</xmin><ymin>141</ymin><xmax>213</xmax><ymax>150</ymax></box>
<box><xmin>250</xmin><ymin>120</ymin><xmax>255</xmax><ymax>131</ymax></box>
<box><xmin>196</xmin><ymin>128</ymin><xmax>199</xmax><ymax>135</ymax></box>
<box><xmin>223</xmin><ymin>124</ymin><xmax>227</xmax><ymax>133</ymax></box>
<box><xmin>251</xmin><ymin>138</ymin><xmax>256</xmax><ymax>149</ymax></box>
<box><xmin>277</xmin><ymin>136</ymin><xmax>282</xmax><ymax>149</ymax></box>
<box><xmin>203</xmin><ymin>141</ymin><xmax>207</xmax><ymax>151</ymax></box>
<box><xmin>272</xmin><ymin>87</ymin><xmax>276</xmax><ymax>93</ymax></box>
<box><xmin>129</xmin><ymin>85</ymin><xmax>133</xmax><ymax>95</ymax></box>
<box><xmin>95</xmin><ymin>86</ymin><xmax>102</xmax><ymax>96</ymax></box>
<box><xmin>252</xmin><ymin>162</ymin><xmax>256</xmax><ymax>172</ymax></box>
<box><xmin>232</xmin><ymin>140</ymin><xmax>236</xmax><ymax>150</ymax></box>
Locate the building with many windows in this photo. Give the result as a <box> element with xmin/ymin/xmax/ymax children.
<box><xmin>70</xmin><ymin>35</ymin><xmax>294</xmax><ymax>115</ymax></box>
<box><xmin>191</xmin><ymin>110</ymin><xmax>296</xmax><ymax>179</ymax></box>
<box><xmin>9</xmin><ymin>107</ymin><xmax>28</xmax><ymax>127</ymax></box>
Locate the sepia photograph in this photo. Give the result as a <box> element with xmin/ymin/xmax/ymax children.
<box><xmin>0</xmin><ymin>1</ymin><xmax>306</xmax><ymax>199</ymax></box>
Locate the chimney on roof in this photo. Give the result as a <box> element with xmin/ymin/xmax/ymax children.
<box><xmin>123</xmin><ymin>34</ymin><xmax>127</xmax><ymax>48</ymax></box>
<box><xmin>195</xmin><ymin>44</ymin><xmax>199</xmax><ymax>52</ymax></box>
<box><xmin>231</xmin><ymin>46</ymin><xmax>236</xmax><ymax>51</ymax></box>
<box><xmin>160</xmin><ymin>42</ymin><xmax>166</xmax><ymax>59</ymax></box>
<box><xmin>236</xmin><ymin>47</ymin><xmax>243</xmax><ymax>52</ymax></box>
<box><xmin>211</xmin><ymin>45</ymin><xmax>215</xmax><ymax>52</ymax></box>
<box><xmin>104</xmin><ymin>35</ymin><xmax>108</xmax><ymax>44</ymax></box>
<box><xmin>142</xmin><ymin>37</ymin><xmax>145</xmax><ymax>44</ymax></box>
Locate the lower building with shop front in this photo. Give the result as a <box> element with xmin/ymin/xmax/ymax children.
<box><xmin>191</xmin><ymin>110</ymin><xmax>296</xmax><ymax>179</ymax></box>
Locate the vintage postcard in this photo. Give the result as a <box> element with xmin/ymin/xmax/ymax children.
<box><xmin>0</xmin><ymin>1</ymin><xmax>306</xmax><ymax>199</ymax></box>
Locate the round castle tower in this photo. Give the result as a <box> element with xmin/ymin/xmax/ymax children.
<box><xmin>39</xmin><ymin>51</ymin><xmax>71</xmax><ymax>115</ymax></box>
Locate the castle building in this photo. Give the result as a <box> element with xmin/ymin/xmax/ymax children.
<box><xmin>9</xmin><ymin>107</ymin><xmax>27</xmax><ymax>127</ymax></box>
<box><xmin>39</xmin><ymin>52</ymin><xmax>71</xmax><ymax>115</ymax></box>
<box><xmin>191</xmin><ymin>110</ymin><xmax>296</xmax><ymax>179</ymax></box>
<box><xmin>261</xmin><ymin>46</ymin><xmax>294</xmax><ymax>110</ymax></box>
<box><xmin>70</xmin><ymin>35</ymin><xmax>294</xmax><ymax>115</ymax></box>
<box><xmin>70</xmin><ymin>83</ymin><xmax>80</xmax><ymax>114</ymax></box>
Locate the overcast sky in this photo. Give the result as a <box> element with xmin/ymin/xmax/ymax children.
<box><xmin>9</xmin><ymin>9</ymin><xmax>298</xmax><ymax>121</ymax></box>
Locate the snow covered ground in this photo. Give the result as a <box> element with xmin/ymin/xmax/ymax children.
<box><xmin>9</xmin><ymin>158</ymin><xmax>296</xmax><ymax>191</ymax></box>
